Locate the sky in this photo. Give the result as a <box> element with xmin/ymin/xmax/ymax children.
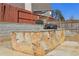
<box><xmin>51</xmin><ymin>3</ymin><xmax>79</xmax><ymax>20</ymax></box>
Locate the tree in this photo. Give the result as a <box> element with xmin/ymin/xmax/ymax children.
<box><xmin>51</xmin><ymin>9</ymin><xmax>65</xmax><ymax>21</ymax></box>
<box><xmin>60</xmin><ymin>15</ymin><xmax>65</xmax><ymax>21</ymax></box>
<box><xmin>55</xmin><ymin>9</ymin><xmax>65</xmax><ymax>21</ymax></box>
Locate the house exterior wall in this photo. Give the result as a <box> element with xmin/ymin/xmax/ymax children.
<box><xmin>8</xmin><ymin>3</ymin><xmax>25</xmax><ymax>9</ymax></box>
<box><xmin>25</xmin><ymin>3</ymin><xmax>32</xmax><ymax>11</ymax></box>
<box><xmin>0</xmin><ymin>3</ymin><xmax>39</xmax><ymax>24</ymax></box>
<box><xmin>0</xmin><ymin>4</ymin><xmax>2</xmax><ymax>22</ymax></box>
<box><xmin>32</xmin><ymin>3</ymin><xmax>51</xmax><ymax>11</ymax></box>
<box><xmin>9</xmin><ymin>3</ymin><xmax>32</xmax><ymax>11</ymax></box>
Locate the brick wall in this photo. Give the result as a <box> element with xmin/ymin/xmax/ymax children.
<box><xmin>0</xmin><ymin>3</ymin><xmax>39</xmax><ymax>24</ymax></box>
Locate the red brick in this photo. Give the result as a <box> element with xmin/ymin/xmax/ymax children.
<box><xmin>0</xmin><ymin>3</ymin><xmax>39</xmax><ymax>24</ymax></box>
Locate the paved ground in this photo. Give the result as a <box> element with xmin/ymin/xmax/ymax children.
<box><xmin>47</xmin><ymin>41</ymin><xmax>79</xmax><ymax>56</ymax></box>
<box><xmin>0</xmin><ymin>41</ymin><xmax>30</xmax><ymax>56</ymax></box>
<box><xmin>0</xmin><ymin>41</ymin><xmax>79</xmax><ymax>56</ymax></box>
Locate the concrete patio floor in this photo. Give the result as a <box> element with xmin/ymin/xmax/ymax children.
<box><xmin>0</xmin><ymin>41</ymin><xmax>30</xmax><ymax>56</ymax></box>
<box><xmin>47</xmin><ymin>41</ymin><xmax>79</xmax><ymax>56</ymax></box>
<box><xmin>0</xmin><ymin>41</ymin><xmax>79</xmax><ymax>56</ymax></box>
